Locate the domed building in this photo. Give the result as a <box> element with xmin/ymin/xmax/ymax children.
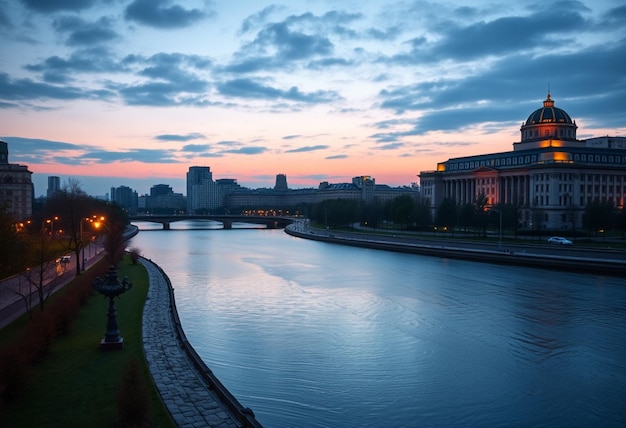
<box><xmin>419</xmin><ymin>92</ymin><xmax>626</xmax><ymax>231</ymax></box>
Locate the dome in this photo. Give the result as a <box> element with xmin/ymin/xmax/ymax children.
<box><xmin>525</xmin><ymin>93</ymin><xmax>573</xmax><ymax>126</ymax></box>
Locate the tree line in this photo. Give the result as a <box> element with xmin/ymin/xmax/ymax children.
<box><xmin>305</xmin><ymin>194</ymin><xmax>626</xmax><ymax>237</ymax></box>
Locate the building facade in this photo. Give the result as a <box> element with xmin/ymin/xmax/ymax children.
<box><xmin>419</xmin><ymin>93</ymin><xmax>626</xmax><ymax>230</ymax></box>
<box><xmin>110</xmin><ymin>185</ymin><xmax>139</xmax><ymax>214</ymax></box>
<box><xmin>47</xmin><ymin>176</ymin><xmax>60</xmax><ymax>198</ymax></box>
<box><xmin>0</xmin><ymin>140</ymin><xmax>33</xmax><ymax>220</ymax></box>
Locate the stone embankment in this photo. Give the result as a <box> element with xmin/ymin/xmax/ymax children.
<box><xmin>285</xmin><ymin>226</ymin><xmax>626</xmax><ymax>276</ymax></box>
<box><xmin>141</xmin><ymin>257</ymin><xmax>263</xmax><ymax>428</ymax></box>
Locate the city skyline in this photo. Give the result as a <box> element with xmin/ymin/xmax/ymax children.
<box><xmin>1</xmin><ymin>0</ymin><xmax>625</xmax><ymax>197</ymax></box>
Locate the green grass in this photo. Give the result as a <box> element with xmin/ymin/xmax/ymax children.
<box><xmin>0</xmin><ymin>257</ymin><xmax>175</xmax><ymax>428</ymax></box>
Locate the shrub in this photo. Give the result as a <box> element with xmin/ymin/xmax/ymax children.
<box><xmin>115</xmin><ymin>358</ymin><xmax>152</xmax><ymax>428</ymax></box>
<box><xmin>128</xmin><ymin>247</ymin><xmax>141</xmax><ymax>265</ymax></box>
<box><xmin>0</xmin><ymin>347</ymin><xmax>29</xmax><ymax>402</ymax></box>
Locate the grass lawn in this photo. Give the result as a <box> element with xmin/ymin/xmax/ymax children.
<box><xmin>0</xmin><ymin>257</ymin><xmax>175</xmax><ymax>428</ymax></box>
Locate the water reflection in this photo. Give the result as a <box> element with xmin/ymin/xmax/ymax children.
<box><xmin>130</xmin><ymin>226</ymin><xmax>626</xmax><ymax>427</ymax></box>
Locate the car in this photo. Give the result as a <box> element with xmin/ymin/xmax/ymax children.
<box><xmin>58</xmin><ymin>255</ymin><xmax>71</xmax><ymax>264</ymax></box>
<box><xmin>547</xmin><ymin>236</ymin><xmax>573</xmax><ymax>245</ymax></box>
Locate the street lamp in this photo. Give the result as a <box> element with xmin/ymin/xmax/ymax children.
<box><xmin>80</xmin><ymin>215</ymin><xmax>102</xmax><ymax>271</ymax></box>
<box><xmin>92</xmin><ymin>265</ymin><xmax>132</xmax><ymax>350</ymax></box>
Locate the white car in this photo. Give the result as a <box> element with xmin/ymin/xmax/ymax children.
<box><xmin>547</xmin><ymin>236</ymin><xmax>573</xmax><ymax>245</ymax></box>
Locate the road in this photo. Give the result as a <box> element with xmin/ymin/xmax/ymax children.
<box><xmin>0</xmin><ymin>241</ymin><xmax>104</xmax><ymax>330</ymax></box>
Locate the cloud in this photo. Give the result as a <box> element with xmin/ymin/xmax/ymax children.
<box><xmin>227</xmin><ymin>11</ymin><xmax>361</xmax><ymax>72</ymax></box>
<box><xmin>25</xmin><ymin>47</ymin><xmax>124</xmax><ymax>83</ymax></box>
<box><xmin>79</xmin><ymin>148</ymin><xmax>180</xmax><ymax>164</ymax></box>
<box><xmin>221</xmin><ymin>146</ymin><xmax>268</xmax><ymax>155</ymax></box>
<box><xmin>20</xmin><ymin>0</ymin><xmax>97</xmax><ymax>13</ymax></box>
<box><xmin>217</xmin><ymin>78</ymin><xmax>339</xmax><ymax>104</ymax></box>
<box><xmin>0</xmin><ymin>71</ymin><xmax>103</xmax><ymax>101</ymax></box>
<box><xmin>285</xmin><ymin>145</ymin><xmax>329</xmax><ymax>153</ymax></box>
<box><xmin>156</xmin><ymin>133</ymin><xmax>205</xmax><ymax>142</ymax></box>
<box><xmin>53</xmin><ymin>16</ymin><xmax>119</xmax><ymax>46</ymax></box>
<box><xmin>325</xmin><ymin>154</ymin><xmax>347</xmax><ymax>159</ymax></box>
<box><xmin>124</xmin><ymin>0</ymin><xmax>208</xmax><ymax>29</ymax></box>
<box><xmin>181</xmin><ymin>144</ymin><xmax>210</xmax><ymax>152</ymax></box>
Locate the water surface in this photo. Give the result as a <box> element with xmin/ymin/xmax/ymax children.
<box><xmin>130</xmin><ymin>222</ymin><xmax>626</xmax><ymax>427</ymax></box>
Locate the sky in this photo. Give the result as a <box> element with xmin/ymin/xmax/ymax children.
<box><xmin>1</xmin><ymin>0</ymin><xmax>625</xmax><ymax>198</ymax></box>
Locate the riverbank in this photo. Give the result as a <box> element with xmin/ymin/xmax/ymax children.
<box><xmin>285</xmin><ymin>225</ymin><xmax>626</xmax><ymax>276</ymax></box>
<box><xmin>140</xmin><ymin>257</ymin><xmax>262</xmax><ymax>428</ymax></box>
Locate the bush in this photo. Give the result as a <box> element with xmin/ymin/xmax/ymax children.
<box><xmin>0</xmin><ymin>347</ymin><xmax>29</xmax><ymax>402</ymax></box>
<box><xmin>128</xmin><ymin>247</ymin><xmax>141</xmax><ymax>265</ymax></box>
<box><xmin>115</xmin><ymin>358</ymin><xmax>152</xmax><ymax>427</ymax></box>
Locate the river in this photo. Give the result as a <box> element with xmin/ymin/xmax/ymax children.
<box><xmin>129</xmin><ymin>220</ymin><xmax>626</xmax><ymax>428</ymax></box>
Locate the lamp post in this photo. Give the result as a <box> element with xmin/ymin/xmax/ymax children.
<box><xmin>92</xmin><ymin>265</ymin><xmax>132</xmax><ymax>350</ymax></box>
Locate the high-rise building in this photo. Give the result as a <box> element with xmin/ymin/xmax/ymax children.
<box><xmin>419</xmin><ymin>92</ymin><xmax>626</xmax><ymax>230</ymax></box>
<box><xmin>0</xmin><ymin>140</ymin><xmax>33</xmax><ymax>220</ymax></box>
<box><xmin>110</xmin><ymin>185</ymin><xmax>139</xmax><ymax>213</ymax></box>
<box><xmin>186</xmin><ymin>166</ymin><xmax>213</xmax><ymax>213</ymax></box>
<box><xmin>47</xmin><ymin>176</ymin><xmax>60</xmax><ymax>198</ymax></box>
<box><xmin>274</xmin><ymin>174</ymin><xmax>288</xmax><ymax>192</ymax></box>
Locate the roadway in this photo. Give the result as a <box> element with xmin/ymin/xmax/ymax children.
<box><xmin>286</xmin><ymin>221</ymin><xmax>626</xmax><ymax>275</ymax></box>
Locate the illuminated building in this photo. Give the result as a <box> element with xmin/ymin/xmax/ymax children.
<box><xmin>0</xmin><ymin>140</ymin><xmax>33</xmax><ymax>220</ymax></box>
<box><xmin>419</xmin><ymin>93</ymin><xmax>626</xmax><ymax>230</ymax></box>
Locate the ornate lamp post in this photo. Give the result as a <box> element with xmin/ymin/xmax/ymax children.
<box><xmin>92</xmin><ymin>266</ymin><xmax>132</xmax><ymax>350</ymax></box>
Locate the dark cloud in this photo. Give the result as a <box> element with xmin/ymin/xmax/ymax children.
<box><xmin>53</xmin><ymin>16</ymin><xmax>119</xmax><ymax>46</ymax></box>
<box><xmin>376</xmin><ymin>34</ymin><xmax>626</xmax><ymax>137</ymax></box>
<box><xmin>1</xmin><ymin>136</ymin><xmax>78</xmax><ymax>151</ymax></box>
<box><xmin>20</xmin><ymin>0</ymin><xmax>97</xmax><ymax>13</ymax></box>
<box><xmin>79</xmin><ymin>148</ymin><xmax>180</xmax><ymax>164</ymax></box>
<box><xmin>227</xmin><ymin>11</ymin><xmax>361</xmax><ymax>72</ymax></box>
<box><xmin>0</xmin><ymin>71</ymin><xmax>104</xmax><ymax>101</ymax></box>
<box><xmin>285</xmin><ymin>145</ymin><xmax>329</xmax><ymax>153</ymax></box>
<box><xmin>124</xmin><ymin>0</ymin><xmax>208</xmax><ymax>29</ymax></box>
<box><xmin>221</xmin><ymin>146</ymin><xmax>268</xmax><ymax>155</ymax></box>
<box><xmin>156</xmin><ymin>133</ymin><xmax>205</xmax><ymax>142</ymax></box>
<box><xmin>25</xmin><ymin>47</ymin><xmax>124</xmax><ymax>82</ymax></box>
<box><xmin>181</xmin><ymin>144</ymin><xmax>210</xmax><ymax>152</ymax></box>
<box><xmin>388</xmin><ymin>4</ymin><xmax>591</xmax><ymax>65</ymax></box>
<box><xmin>325</xmin><ymin>154</ymin><xmax>348</xmax><ymax>160</ymax></box>
<box><xmin>217</xmin><ymin>78</ymin><xmax>339</xmax><ymax>104</ymax></box>
<box><xmin>0</xmin><ymin>6</ymin><xmax>11</xmax><ymax>27</ymax></box>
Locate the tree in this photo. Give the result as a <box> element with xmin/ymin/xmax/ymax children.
<box><xmin>412</xmin><ymin>197</ymin><xmax>432</xmax><ymax>231</ymax></box>
<box><xmin>582</xmin><ymin>199</ymin><xmax>614</xmax><ymax>233</ymax></box>
<box><xmin>457</xmin><ymin>203</ymin><xmax>476</xmax><ymax>235</ymax></box>
<box><xmin>12</xmin><ymin>226</ymin><xmax>63</xmax><ymax>316</ymax></box>
<box><xmin>390</xmin><ymin>195</ymin><xmax>414</xmax><ymax>229</ymax></box>
<box><xmin>45</xmin><ymin>179</ymin><xmax>93</xmax><ymax>275</ymax></box>
<box><xmin>473</xmin><ymin>193</ymin><xmax>489</xmax><ymax>237</ymax></box>
<box><xmin>435</xmin><ymin>198</ymin><xmax>457</xmax><ymax>233</ymax></box>
<box><xmin>0</xmin><ymin>207</ymin><xmax>28</xmax><ymax>279</ymax></box>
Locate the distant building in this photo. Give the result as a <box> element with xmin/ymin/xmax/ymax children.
<box><xmin>186</xmin><ymin>166</ymin><xmax>213</xmax><ymax>212</ymax></box>
<box><xmin>110</xmin><ymin>185</ymin><xmax>139</xmax><ymax>214</ymax></box>
<box><xmin>150</xmin><ymin>184</ymin><xmax>174</xmax><ymax>197</ymax></box>
<box><xmin>226</xmin><ymin>175</ymin><xmax>418</xmax><ymax>210</ymax></box>
<box><xmin>0</xmin><ymin>140</ymin><xmax>33</xmax><ymax>220</ymax></box>
<box><xmin>186</xmin><ymin>166</ymin><xmax>243</xmax><ymax>213</ymax></box>
<box><xmin>47</xmin><ymin>176</ymin><xmax>60</xmax><ymax>198</ymax></box>
<box><xmin>419</xmin><ymin>92</ymin><xmax>626</xmax><ymax>230</ymax></box>
<box><xmin>275</xmin><ymin>174</ymin><xmax>288</xmax><ymax>192</ymax></box>
<box><xmin>144</xmin><ymin>184</ymin><xmax>185</xmax><ymax>212</ymax></box>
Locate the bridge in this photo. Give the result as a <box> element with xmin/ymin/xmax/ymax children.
<box><xmin>129</xmin><ymin>214</ymin><xmax>295</xmax><ymax>230</ymax></box>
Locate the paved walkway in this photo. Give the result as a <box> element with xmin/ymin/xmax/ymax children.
<box><xmin>140</xmin><ymin>258</ymin><xmax>246</xmax><ymax>428</ymax></box>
